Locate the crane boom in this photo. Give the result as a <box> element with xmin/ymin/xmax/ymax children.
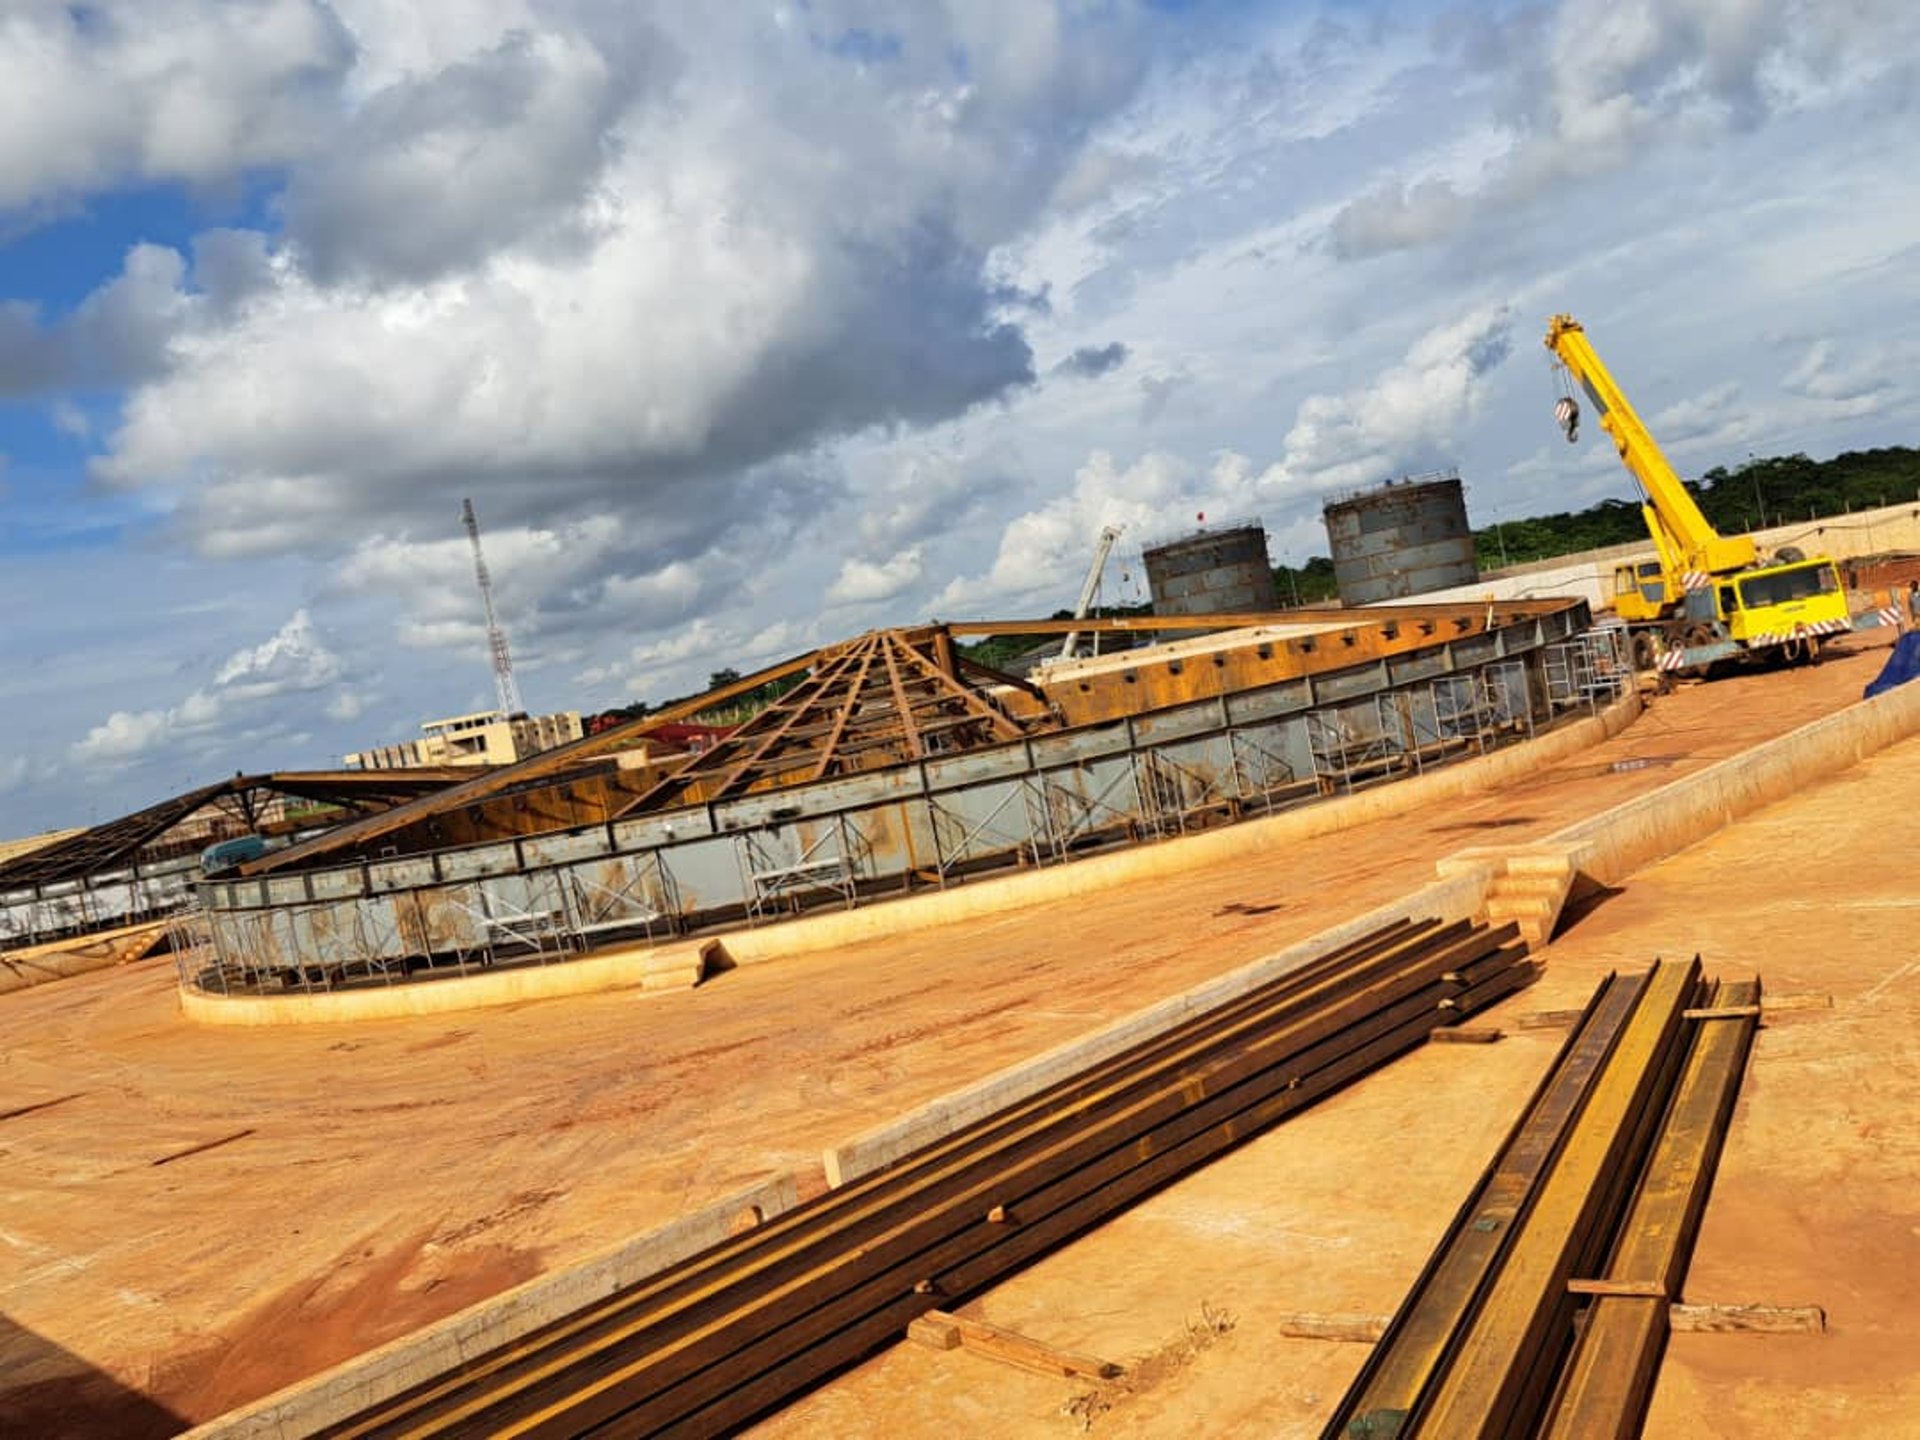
<box><xmin>1059</xmin><ymin>525</ymin><xmax>1125</xmax><ymax>660</ymax></box>
<box><xmin>1540</xmin><ymin>313</ymin><xmax>1851</xmax><ymax>672</ymax></box>
<box><xmin>462</xmin><ymin>497</ymin><xmax>524</xmax><ymax>719</ymax></box>
<box><xmin>1543</xmin><ymin>315</ymin><xmax>1755</xmax><ymax>576</ymax></box>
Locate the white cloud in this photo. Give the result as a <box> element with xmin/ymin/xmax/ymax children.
<box><xmin>0</xmin><ymin>0</ymin><xmax>353</xmax><ymax>213</ymax></box>
<box><xmin>70</xmin><ymin>609</ymin><xmax>350</xmax><ymax>768</ymax></box>
<box><xmin>69</xmin><ymin>707</ymin><xmax>176</xmax><ymax>767</ymax></box>
<box><xmin>1782</xmin><ymin>340</ymin><xmax>1896</xmax><ymax>415</ymax></box>
<box><xmin>578</xmin><ymin>613</ymin><xmax>813</xmax><ymax>707</ymax></box>
<box><xmin>73</xmin><ymin>4</ymin><xmax>1162</xmax><ymax>569</ymax></box>
<box><xmin>279</xmin><ymin>25</ymin><xmax>639</xmax><ymax>284</ymax></box>
<box><xmin>937</xmin><ymin>305</ymin><xmax>1517</xmax><ymax>612</ymax></box>
<box><xmin>1271</xmin><ymin>306</ymin><xmax>1515</xmax><ymax>494</ymax></box>
<box><xmin>212</xmin><ymin>609</ymin><xmax>342</xmax><ymax>696</ymax></box>
<box><xmin>0</xmin><ymin>752</ymin><xmax>56</xmax><ymax>795</ymax></box>
<box><xmin>1331</xmin><ymin>0</ymin><xmax>1920</xmax><ymax>258</ymax></box>
<box><xmin>1648</xmin><ymin>381</ymin><xmax>1752</xmax><ymax>452</ymax></box>
<box><xmin>827</xmin><ymin>547</ymin><xmax>924</xmax><ymax>606</ymax></box>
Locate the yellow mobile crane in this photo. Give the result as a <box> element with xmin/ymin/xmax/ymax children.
<box><xmin>1544</xmin><ymin>314</ymin><xmax>1852</xmax><ymax>672</ymax></box>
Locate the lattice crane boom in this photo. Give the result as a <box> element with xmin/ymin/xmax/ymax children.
<box><xmin>461</xmin><ymin>497</ymin><xmax>524</xmax><ymax>718</ymax></box>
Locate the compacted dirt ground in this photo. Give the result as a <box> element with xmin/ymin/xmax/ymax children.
<box><xmin>0</xmin><ymin>636</ymin><xmax>1903</xmax><ymax>1435</ymax></box>
<box><xmin>760</xmin><ymin>656</ymin><xmax>1920</xmax><ymax>1439</ymax></box>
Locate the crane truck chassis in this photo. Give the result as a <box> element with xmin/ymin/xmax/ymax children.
<box><xmin>1544</xmin><ymin>315</ymin><xmax>1867</xmax><ymax>676</ymax></box>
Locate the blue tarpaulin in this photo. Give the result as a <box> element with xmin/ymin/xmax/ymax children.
<box><xmin>1864</xmin><ymin>631</ymin><xmax>1920</xmax><ymax>699</ymax></box>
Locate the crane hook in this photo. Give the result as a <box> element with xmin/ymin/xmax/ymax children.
<box><xmin>1554</xmin><ymin>395</ymin><xmax>1580</xmax><ymax>443</ymax></box>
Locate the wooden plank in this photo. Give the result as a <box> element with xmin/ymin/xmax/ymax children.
<box><xmin>1429</xmin><ymin>1027</ymin><xmax>1502</xmax><ymax>1045</ymax></box>
<box><xmin>906</xmin><ymin>1314</ymin><xmax>963</xmax><ymax>1351</ymax></box>
<box><xmin>1761</xmin><ymin>992</ymin><xmax>1831</xmax><ymax>1012</ymax></box>
<box><xmin>1272</xmin><ymin>1312</ymin><xmax>1389</xmax><ymax>1343</ymax></box>
<box><xmin>1514</xmin><ymin>1008</ymin><xmax>1585</xmax><ymax>1030</ymax></box>
<box><xmin>1567</xmin><ymin>1278</ymin><xmax>1667</xmax><ymax>1298</ymax></box>
<box><xmin>1683</xmin><ymin>1005</ymin><xmax>1762</xmax><ymax>1021</ymax></box>
<box><xmin>908</xmin><ymin>1310</ymin><xmax>1123</xmax><ymax>1379</ymax></box>
<box><xmin>1668</xmin><ymin>1303</ymin><xmax>1826</xmax><ymax>1335</ymax></box>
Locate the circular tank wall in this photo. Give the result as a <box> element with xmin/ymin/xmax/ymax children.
<box><xmin>1142</xmin><ymin>523</ymin><xmax>1279</xmax><ymax>618</ymax></box>
<box><xmin>1323</xmin><ymin>476</ymin><xmax>1478</xmax><ymax>605</ymax></box>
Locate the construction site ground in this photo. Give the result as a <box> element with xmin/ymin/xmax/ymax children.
<box><xmin>0</xmin><ymin>636</ymin><xmax>1910</xmax><ymax>1437</ymax></box>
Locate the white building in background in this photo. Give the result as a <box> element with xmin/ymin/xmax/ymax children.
<box><xmin>345</xmin><ymin>710</ymin><xmax>584</xmax><ymax>771</ymax></box>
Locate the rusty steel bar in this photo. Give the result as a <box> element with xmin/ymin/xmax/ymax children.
<box><xmin>1409</xmin><ymin>957</ymin><xmax>1705</xmax><ymax>1439</ymax></box>
<box><xmin>650</xmin><ymin>954</ymin><xmax>1540</xmax><ymax>1440</ymax></box>
<box><xmin>1326</xmin><ymin>968</ymin><xmax>1650</xmax><ymax>1438</ymax></box>
<box><xmin>328</xmin><ymin>921</ymin><xmax>1454</xmax><ymax>1439</ymax></box>
<box><xmin>548</xmin><ymin>935</ymin><xmax>1535</xmax><ymax>1440</ymax></box>
<box><xmin>322</xmin><ymin>918</ymin><xmax>1534</xmax><ymax>1439</ymax></box>
<box><xmin>1542</xmin><ymin>977</ymin><xmax>1762</xmax><ymax>1440</ymax></box>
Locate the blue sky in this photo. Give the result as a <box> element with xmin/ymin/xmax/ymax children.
<box><xmin>4</xmin><ymin>0</ymin><xmax>1920</xmax><ymax>834</ymax></box>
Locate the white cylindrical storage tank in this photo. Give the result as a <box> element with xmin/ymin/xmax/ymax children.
<box><xmin>1323</xmin><ymin>473</ymin><xmax>1478</xmax><ymax>605</ymax></box>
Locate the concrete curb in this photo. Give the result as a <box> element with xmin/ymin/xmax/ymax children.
<box><xmin>820</xmin><ymin>867</ymin><xmax>1496</xmax><ymax>1188</ymax></box>
<box><xmin>0</xmin><ymin>920</ymin><xmax>172</xmax><ymax>995</ymax></box>
<box><xmin>177</xmin><ymin>937</ymin><xmax>706</xmax><ymax>1026</ymax></box>
<box><xmin>1548</xmin><ymin>670</ymin><xmax>1920</xmax><ymax>887</ymax></box>
<box><xmin>179</xmin><ymin>1171</ymin><xmax>801</xmax><ymax>1440</ymax></box>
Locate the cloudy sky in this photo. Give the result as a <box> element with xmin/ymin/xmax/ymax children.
<box><xmin>4</xmin><ymin>0</ymin><xmax>1920</xmax><ymax>833</ymax></box>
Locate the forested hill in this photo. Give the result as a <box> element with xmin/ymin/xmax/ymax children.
<box><xmin>1469</xmin><ymin>445</ymin><xmax>1920</xmax><ymax>571</ymax></box>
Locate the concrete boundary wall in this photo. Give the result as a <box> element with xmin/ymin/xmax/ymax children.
<box><xmin>181</xmin><ymin>1171</ymin><xmax>801</xmax><ymax>1440</ymax></box>
<box><xmin>1550</xmin><ymin>670</ymin><xmax>1920</xmax><ymax>886</ymax></box>
<box><xmin>821</xmin><ymin>868</ymin><xmax>1495</xmax><ymax>1188</ymax></box>
<box><xmin>182</xmin><ymin>695</ymin><xmax>1640</xmax><ymax>1027</ymax></box>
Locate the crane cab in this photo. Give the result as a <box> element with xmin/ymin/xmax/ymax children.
<box><xmin>1611</xmin><ymin>560</ymin><xmax>1673</xmax><ymax>623</ymax></box>
<box><xmin>1717</xmin><ymin>559</ymin><xmax>1847</xmax><ymax>645</ymax></box>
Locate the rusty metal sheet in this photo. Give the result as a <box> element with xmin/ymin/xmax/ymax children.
<box><xmin>920</xmin><ymin>743</ymin><xmax>1037</xmax><ymax>793</ymax></box>
<box><xmin>520</xmin><ymin>830</ymin><xmax>614</xmax><ymax>868</ymax></box>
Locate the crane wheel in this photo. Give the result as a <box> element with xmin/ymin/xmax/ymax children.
<box><xmin>1678</xmin><ymin>622</ymin><xmax>1718</xmax><ymax>679</ymax></box>
<box><xmin>1630</xmin><ymin>632</ymin><xmax>1659</xmax><ymax>672</ymax></box>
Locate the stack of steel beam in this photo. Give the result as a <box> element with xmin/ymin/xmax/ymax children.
<box><xmin>1327</xmin><ymin>956</ymin><xmax>1760</xmax><ymax>1440</ymax></box>
<box><xmin>323</xmin><ymin>915</ymin><xmax>1535</xmax><ymax>1439</ymax></box>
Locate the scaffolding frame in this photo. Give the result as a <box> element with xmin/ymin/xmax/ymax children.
<box><xmin>736</xmin><ymin>817</ymin><xmax>864</xmax><ymax>923</ymax></box>
<box><xmin>1028</xmin><ymin>763</ymin><xmax>1143</xmax><ymax>860</ymax></box>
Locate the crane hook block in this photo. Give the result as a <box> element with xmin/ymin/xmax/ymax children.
<box><xmin>1554</xmin><ymin>395</ymin><xmax>1580</xmax><ymax>443</ymax></box>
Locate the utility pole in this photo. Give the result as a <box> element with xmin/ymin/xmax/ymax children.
<box><xmin>462</xmin><ymin>498</ymin><xmax>524</xmax><ymax>719</ymax></box>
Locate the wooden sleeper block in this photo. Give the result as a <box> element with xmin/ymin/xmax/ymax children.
<box><xmin>906</xmin><ymin>1310</ymin><xmax>1124</xmax><ymax>1379</ymax></box>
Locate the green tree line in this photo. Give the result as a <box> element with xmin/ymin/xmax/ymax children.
<box><xmin>1470</xmin><ymin>446</ymin><xmax>1920</xmax><ymax>571</ymax></box>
